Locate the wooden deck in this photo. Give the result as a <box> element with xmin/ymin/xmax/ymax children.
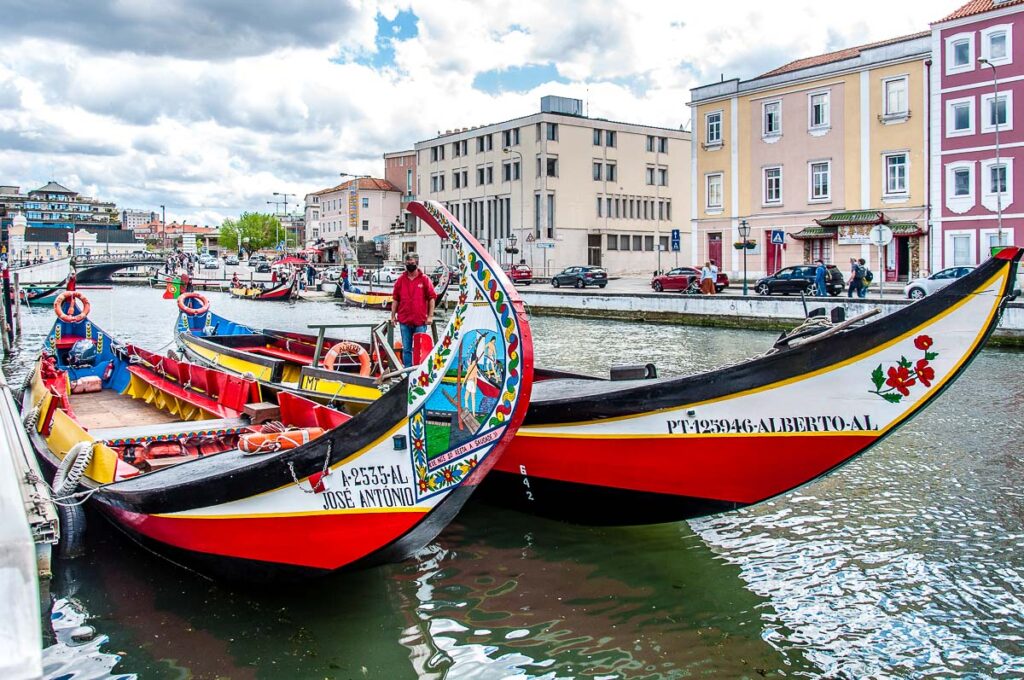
<box><xmin>69</xmin><ymin>389</ymin><xmax>180</xmax><ymax>431</ymax></box>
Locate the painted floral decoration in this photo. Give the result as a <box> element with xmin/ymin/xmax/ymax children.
<box><xmin>870</xmin><ymin>334</ymin><xmax>939</xmax><ymax>403</ymax></box>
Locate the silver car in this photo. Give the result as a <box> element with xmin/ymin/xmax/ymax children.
<box><xmin>904</xmin><ymin>266</ymin><xmax>974</xmax><ymax>299</ymax></box>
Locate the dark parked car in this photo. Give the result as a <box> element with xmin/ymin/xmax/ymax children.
<box><xmin>429</xmin><ymin>266</ymin><xmax>457</xmax><ymax>286</ymax></box>
<box><xmin>755</xmin><ymin>264</ymin><xmax>844</xmax><ymax>296</ymax></box>
<box><xmin>652</xmin><ymin>267</ymin><xmax>729</xmax><ymax>293</ymax></box>
<box><xmin>505</xmin><ymin>264</ymin><xmax>533</xmax><ymax>284</ymax></box>
<box><xmin>551</xmin><ymin>266</ymin><xmax>607</xmax><ymax>289</ymax></box>
<box><xmin>255</xmin><ymin>262</ymin><xmax>272</xmax><ymax>274</ymax></box>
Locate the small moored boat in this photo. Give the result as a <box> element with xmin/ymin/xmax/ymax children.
<box><xmin>230</xmin><ymin>277</ymin><xmax>298</xmax><ymax>301</ymax></box>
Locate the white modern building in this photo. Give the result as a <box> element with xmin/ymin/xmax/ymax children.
<box><xmin>303</xmin><ymin>192</ymin><xmax>321</xmax><ymax>246</ymax></box>
<box><xmin>407</xmin><ymin>95</ymin><xmax>691</xmax><ymax>276</ymax></box>
<box><xmin>121</xmin><ymin>208</ymin><xmax>157</xmax><ymax>232</ymax></box>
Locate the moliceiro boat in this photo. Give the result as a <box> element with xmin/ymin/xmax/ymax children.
<box><xmin>481</xmin><ymin>247</ymin><xmax>1023</xmax><ymax>524</ymax></box>
<box><xmin>21</xmin><ymin>200</ymin><xmax>533</xmax><ymax>578</ymax></box>
<box><xmin>230</xmin><ymin>277</ymin><xmax>298</xmax><ymax>301</ymax></box>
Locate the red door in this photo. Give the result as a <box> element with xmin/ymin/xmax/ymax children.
<box><xmin>765</xmin><ymin>230</ymin><xmax>783</xmax><ymax>275</ymax></box>
<box><xmin>708</xmin><ymin>233</ymin><xmax>723</xmax><ymax>267</ymax></box>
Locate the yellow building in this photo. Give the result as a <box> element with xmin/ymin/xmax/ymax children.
<box><xmin>689</xmin><ymin>32</ymin><xmax>932</xmax><ymax>284</ymax></box>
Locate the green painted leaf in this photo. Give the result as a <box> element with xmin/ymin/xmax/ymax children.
<box><xmin>898</xmin><ymin>356</ymin><xmax>912</xmax><ymax>368</ymax></box>
<box><xmin>925</xmin><ymin>351</ymin><xmax>938</xmax><ymax>361</ymax></box>
<box><xmin>871</xmin><ymin>365</ymin><xmax>884</xmax><ymax>389</ymax></box>
<box><xmin>882</xmin><ymin>393</ymin><xmax>902</xmax><ymax>404</ymax></box>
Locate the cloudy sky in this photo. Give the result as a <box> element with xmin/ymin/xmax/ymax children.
<box><xmin>1</xmin><ymin>0</ymin><xmax>953</xmax><ymax>225</ymax></box>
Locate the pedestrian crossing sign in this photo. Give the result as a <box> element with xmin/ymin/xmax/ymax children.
<box><xmin>771</xmin><ymin>230</ymin><xmax>785</xmax><ymax>245</ymax></box>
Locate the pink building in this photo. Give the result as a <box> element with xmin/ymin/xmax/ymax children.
<box><xmin>932</xmin><ymin>0</ymin><xmax>1024</xmax><ymax>268</ymax></box>
<box><xmin>383</xmin><ymin>149</ymin><xmax>418</xmax><ymax>258</ymax></box>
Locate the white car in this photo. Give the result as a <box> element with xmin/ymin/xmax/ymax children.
<box><xmin>370</xmin><ymin>265</ymin><xmax>406</xmax><ymax>284</ymax></box>
<box><xmin>904</xmin><ymin>266</ymin><xmax>974</xmax><ymax>299</ymax></box>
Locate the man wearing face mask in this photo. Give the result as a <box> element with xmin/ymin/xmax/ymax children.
<box><xmin>391</xmin><ymin>252</ymin><xmax>437</xmax><ymax>368</ymax></box>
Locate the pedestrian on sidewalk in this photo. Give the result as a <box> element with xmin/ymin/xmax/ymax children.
<box><xmin>700</xmin><ymin>261</ymin><xmax>715</xmax><ymax>295</ymax></box>
<box><xmin>391</xmin><ymin>252</ymin><xmax>436</xmax><ymax>368</ymax></box>
<box><xmin>856</xmin><ymin>258</ymin><xmax>869</xmax><ymax>298</ymax></box>
<box><xmin>341</xmin><ymin>265</ymin><xmax>350</xmax><ymax>292</ymax></box>
<box><xmin>814</xmin><ymin>259</ymin><xmax>827</xmax><ymax>296</ymax></box>
<box><xmin>847</xmin><ymin>258</ymin><xmax>860</xmax><ymax>298</ymax></box>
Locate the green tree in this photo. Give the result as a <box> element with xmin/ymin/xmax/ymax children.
<box><xmin>219</xmin><ymin>212</ymin><xmax>281</xmax><ymax>255</ymax></box>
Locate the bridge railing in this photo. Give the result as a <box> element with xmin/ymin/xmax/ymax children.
<box><xmin>72</xmin><ymin>253</ymin><xmax>163</xmax><ymax>265</ymax></box>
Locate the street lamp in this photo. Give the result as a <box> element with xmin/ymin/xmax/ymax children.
<box><xmin>160</xmin><ymin>204</ymin><xmax>166</xmax><ymax>251</ymax></box>
<box><xmin>979</xmin><ymin>57</ymin><xmax>1005</xmax><ymax>251</ymax></box>
<box><xmin>502</xmin><ymin>147</ymin><xmax>527</xmax><ymax>268</ymax></box>
<box><xmin>738</xmin><ymin>219</ymin><xmax>751</xmax><ymax>296</ymax></box>
<box><xmin>273</xmin><ymin>192</ymin><xmax>295</xmax><ymax>250</ymax></box>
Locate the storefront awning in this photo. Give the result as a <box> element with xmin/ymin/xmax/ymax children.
<box><xmin>791</xmin><ymin>225</ymin><xmax>836</xmax><ymax>240</ymax></box>
<box><xmin>815</xmin><ymin>210</ymin><xmax>889</xmax><ymax>227</ymax></box>
<box><xmin>888</xmin><ymin>221</ymin><xmax>927</xmax><ymax>236</ymax></box>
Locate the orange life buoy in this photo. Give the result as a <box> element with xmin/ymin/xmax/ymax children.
<box><xmin>239</xmin><ymin>427</ymin><xmax>325</xmax><ymax>454</ymax></box>
<box><xmin>321</xmin><ymin>341</ymin><xmax>371</xmax><ymax>376</ymax></box>
<box><xmin>177</xmin><ymin>292</ymin><xmax>210</xmax><ymax>316</ymax></box>
<box><xmin>53</xmin><ymin>291</ymin><xmax>90</xmax><ymax>323</ymax></box>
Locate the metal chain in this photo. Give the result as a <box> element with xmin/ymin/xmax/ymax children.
<box><xmin>285</xmin><ymin>439</ymin><xmax>333</xmax><ymax>494</ymax></box>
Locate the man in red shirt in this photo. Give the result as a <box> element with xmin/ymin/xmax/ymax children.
<box><xmin>391</xmin><ymin>252</ymin><xmax>436</xmax><ymax>367</ymax></box>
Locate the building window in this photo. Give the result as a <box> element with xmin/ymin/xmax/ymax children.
<box><xmin>883</xmin><ymin>77</ymin><xmax>908</xmax><ymax>117</ymax></box>
<box><xmin>645</xmin><ymin>167</ymin><xmax>655</xmax><ymax>185</ymax></box>
<box><xmin>706</xmin><ymin>111</ymin><xmax>722</xmax><ymax>145</ymax></box>
<box><xmin>512</xmin><ymin>162</ymin><xmax>520</xmax><ymax>180</ymax></box>
<box><xmin>658</xmin><ymin>168</ymin><xmax>668</xmax><ymax>186</ymax></box>
<box><xmin>646</xmin><ymin>135</ymin><xmax>655</xmax><ymax>152</ymax></box>
<box><xmin>809</xmin><ymin>92</ymin><xmax>830</xmax><ymax>130</ymax></box>
<box><xmin>982</xmin><ymin>92</ymin><xmax>1013</xmax><ymax>133</ymax></box>
<box><xmin>706</xmin><ymin>173</ymin><xmax>723</xmax><ymax>210</ymax></box>
<box><xmin>606</xmin><ymin>164</ymin><xmax>617</xmax><ymax>182</ymax></box>
<box><xmin>632</xmin><ymin>235</ymin><xmax>642</xmax><ymax>251</ymax></box>
<box><xmin>763</xmin><ymin>100</ymin><xmax>782</xmax><ymax>136</ymax></box>
<box><xmin>486</xmin><ymin>166</ymin><xmax>493</xmax><ymax>184</ymax></box>
<box><xmin>614</xmin><ymin>198</ymin><xmax>621</xmax><ymax>218</ymax></box>
<box><xmin>546</xmin><ymin>158</ymin><xmax>558</xmax><ymax>177</ymax></box>
<box><xmin>947</xmin><ymin>97</ymin><xmax>975</xmax><ymax>136</ymax></box>
<box><xmin>546</xmin><ymin>194</ymin><xmax>555</xmax><ymax>237</ymax></box>
<box><xmin>620</xmin><ymin>234</ymin><xmax>630</xmax><ymax>251</ymax></box>
<box><xmin>453</xmin><ymin>171</ymin><xmax>462</xmax><ymax>189</ymax></box>
<box><xmin>361</xmin><ymin>197</ymin><xmax>369</xmax><ymax>208</ymax></box>
<box><xmin>666</xmin><ymin>201</ymin><xmax>671</xmax><ymax>220</ymax></box>
<box><xmin>946</xmin><ymin>33</ymin><xmax>975</xmax><ymax>74</ymax></box>
<box><xmin>885</xmin><ymin>153</ymin><xmax>908</xmax><ymax>195</ymax></box>
<box><xmin>503</xmin><ymin>162</ymin><xmax>512</xmax><ymax>182</ymax></box>
<box><xmin>658</xmin><ymin>136</ymin><xmax>668</xmax><ymax>153</ymax></box>
<box><xmin>764</xmin><ymin>166</ymin><xmax>782</xmax><ymax>204</ymax></box>
<box><xmin>607</xmin><ymin>234</ymin><xmax>617</xmax><ymax>249</ymax></box>
<box><xmin>953</xmin><ymin>167</ymin><xmax>971</xmax><ymax>196</ymax></box>
<box><xmin>593</xmin><ymin>162</ymin><xmax>602</xmax><ymax>181</ymax></box>
<box><xmin>477</xmin><ymin>167</ymin><xmax>486</xmax><ymax>185</ymax></box>
<box><xmin>606</xmin><ymin>197</ymin><xmax>612</xmax><ymax>217</ymax></box>
<box><xmin>547</xmin><ymin>123</ymin><xmax>558</xmax><ymax>141</ymax></box>
<box><xmin>597</xmin><ymin>197</ymin><xmax>603</xmax><ymax>218</ymax></box>
<box><xmin>809</xmin><ymin>161</ymin><xmax>831</xmax><ymax>201</ymax></box>
<box><xmin>982</xmin><ymin>25</ymin><xmax>1012</xmax><ymax>65</ymax></box>
<box><xmin>990</xmin><ymin>164</ymin><xmax>1007</xmax><ymax>194</ymax></box>
<box><xmin>605</xmin><ymin>130</ymin><xmax>616</xmax><ymax>147</ymax></box>
<box><xmin>594</xmin><ymin>129</ymin><xmax>602</xmax><ymax>146</ymax></box>
<box><xmin>362</xmin><ymin>220</ymin><xmax>369</xmax><ymax>231</ymax></box>
<box><xmin>501</xmin><ymin>128</ymin><xmax>519</xmax><ymax>148</ymax></box>
<box><xmin>644</xmin><ymin>235</ymin><xmax>655</xmax><ymax>251</ymax></box>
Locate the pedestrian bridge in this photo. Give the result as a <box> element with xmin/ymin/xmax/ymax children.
<box><xmin>9</xmin><ymin>253</ymin><xmax>164</xmax><ymax>284</ymax></box>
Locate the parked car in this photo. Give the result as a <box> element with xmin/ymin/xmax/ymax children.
<box><xmin>904</xmin><ymin>266</ymin><xmax>974</xmax><ymax>300</ymax></box>
<box><xmin>249</xmin><ymin>255</ymin><xmax>268</xmax><ymax>266</ymax></box>
<box><xmin>551</xmin><ymin>266</ymin><xmax>607</xmax><ymax>289</ymax></box>
<box><xmin>255</xmin><ymin>262</ymin><xmax>272</xmax><ymax>274</ymax></box>
<box><xmin>370</xmin><ymin>265</ymin><xmax>407</xmax><ymax>284</ymax></box>
<box><xmin>505</xmin><ymin>264</ymin><xmax>533</xmax><ymax>285</ymax></box>
<box><xmin>651</xmin><ymin>267</ymin><xmax>729</xmax><ymax>293</ymax></box>
<box><xmin>202</xmin><ymin>259</ymin><xmax>219</xmax><ymax>270</ymax></box>
<box><xmin>224</xmin><ymin>255</ymin><xmax>239</xmax><ymax>266</ymax></box>
<box><xmin>429</xmin><ymin>266</ymin><xmax>457</xmax><ymax>286</ymax></box>
<box><xmin>754</xmin><ymin>264</ymin><xmax>844</xmax><ymax>296</ymax></box>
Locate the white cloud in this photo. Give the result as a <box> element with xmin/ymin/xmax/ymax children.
<box><xmin>0</xmin><ymin>0</ymin><xmax>953</xmax><ymax>224</ymax></box>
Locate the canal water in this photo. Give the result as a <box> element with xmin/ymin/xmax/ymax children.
<box><xmin>6</xmin><ymin>286</ymin><xmax>1024</xmax><ymax>679</ymax></box>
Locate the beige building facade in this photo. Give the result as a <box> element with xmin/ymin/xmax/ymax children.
<box><xmin>314</xmin><ymin>177</ymin><xmax>403</xmax><ymax>244</ymax></box>
<box><xmin>407</xmin><ymin>96</ymin><xmax>691</xmax><ymax>276</ymax></box>
<box><xmin>689</xmin><ymin>33</ymin><xmax>931</xmax><ymax>282</ymax></box>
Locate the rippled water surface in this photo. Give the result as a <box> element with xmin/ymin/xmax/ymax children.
<box><xmin>7</xmin><ymin>286</ymin><xmax>1024</xmax><ymax>679</ymax></box>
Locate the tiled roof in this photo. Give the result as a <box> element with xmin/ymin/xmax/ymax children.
<box><xmin>937</xmin><ymin>0</ymin><xmax>1024</xmax><ymax>22</ymax></box>
<box><xmin>889</xmin><ymin>221</ymin><xmax>927</xmax><ymax>235</ymax></box>
<box><xmin>313</xmin><ymin>177</ymin><xmax>399</xmax><ymax>196</ymax></box>
<box><xmin>760</xmin><ymin>32</ymin><xmax>931</xmax><ymax>78</ymax></box>
<box><xmin>815</xmin><ymin>210</ymin><xmax>890</xmax><ymax>227</ymax></box>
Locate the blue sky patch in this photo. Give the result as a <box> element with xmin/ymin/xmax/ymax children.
<box><xmin>351</xmin><ymin>10</ymin><xmax>419</xmax><ymax>69</ymax></box>
<box><xmin>473</xmin><ymin>63</ymin><xmax>568</xmax><ymax>93</ymax></box>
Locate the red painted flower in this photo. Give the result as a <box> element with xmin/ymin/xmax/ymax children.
<box><xmin>418</xmin><ymin>373</ymin><xmax>430</xmax><ymax>387</ymax></box>
<box><xmin>442</xmin><ymin>468</ymin><xmax>455</xmax><ymax>483</ymax></box>
<box><xmin>914</xmin><ymin>335</ymin><xmax>933</xmax><ymax>351</ymax></box>
<box><xmin>442</xmin><ymin>335</ymin><xmax>452</xmax><ymax>348</ymax></box>
<box><xmin>418</xmin><ymin>479</ymin><xmax>429</xmax><ymax>492</ymax></box>
<box><xmin>915</xmin><ymin>359</ymin><xmax>935</xmax><ymax>387</ymax></box>
<box><xmin>885</xmin><ymin>365</ymin><xmax>916</xmax><ymax>396</ymax></box>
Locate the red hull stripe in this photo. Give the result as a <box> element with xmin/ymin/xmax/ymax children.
<box><xmin>107</xmin><ymin>507</ymin><xmax>425</xmax><ymax>570</ymax></box>
<box><xmin>496</xmin><ymin>434</ymin><xmax>876</xmax><ymax>504</ymax></box>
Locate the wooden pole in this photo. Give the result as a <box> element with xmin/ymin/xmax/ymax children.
<box><xmin>11</xmin><ymin>272</ymin><xmax>20</xmax><ymax>336</ymax></box>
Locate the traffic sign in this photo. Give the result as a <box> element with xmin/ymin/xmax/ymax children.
<box><xmin>525</xmin><ymin>233</ymin><xmax>535</xmax><ymax>242</ymax></box>
<box><xmin>770</xmin><ymin>229</ymin><xmax>785</xmax><ymax>245</ymax></box>
<box><xmin>536</xmin><ymin>241</ymin><xmax>556</xmax><ymax>249</ymax></box>
<box><xmin>671</xmin><ymin>228</ymin><xmax>681</xmax><ymax>252</ymax></box>
<box><xmin>870</xmin><ymin>224</ymin><xmax>894</xmax><ymax>247</ymax></box>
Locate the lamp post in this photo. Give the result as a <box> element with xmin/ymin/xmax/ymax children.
<box><xmin>266</xmin><ymin>200</ymin><xmax>284</xmax><ymax>250</ymax></box>
<box><xmin>508</xmin><ymin>234</ymin><xmax>517</xmax><ymax>270</ymax></box>
<box><xmin>273</xmin><ymin>192</ymin><xmax>295</xmax><ymax>250</ymax></box>
<box><xmin>738</xmin><ymin>219</ymin><xmax>751</xmax><ymax>296</ymax></box>
<box><xmin>979</xmin><ymin>57</ymin><xmax>1005</xmax><ymax>251</ymax></box>
<box><xmin>160</xmin><ymin>204</ymin><xmax>166</xmax><ymax>251</ymax></box>
<box><xmin>502</xmin><ymin>147</ymin><xmax>526</xmax><ymax>268</ymax></box>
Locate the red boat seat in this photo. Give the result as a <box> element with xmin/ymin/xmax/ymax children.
<box><xmin>128</xmin><ymin>365</ymin><xmax>232</xmax><ymax>418</ymax></box>
<box><xmin>54</xmin><ymin>335</ymin><xmax>87</xmax><ymax>350</ymax></box>
<box><xmin>278</xmin><ymin>391</ymin><xmax>351</xmax><ymax>430</ymax></box>
<box><xmin>249</xmin><ymin>346</ymin><xmax>314</xmax><ymax>365</ymax></box>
